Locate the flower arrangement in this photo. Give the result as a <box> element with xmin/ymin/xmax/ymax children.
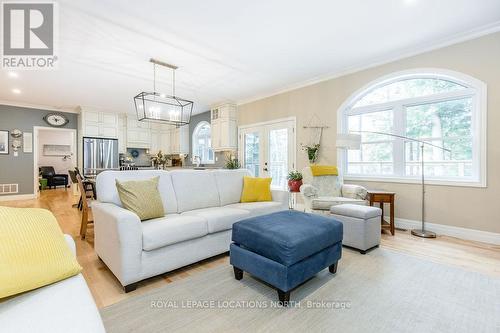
<box><xmin>302</xmin><ymin>144</ymin><xmax>320</xmax><ymax>164</ymax></box>
<box><xmin>151</xmin><ymin>150</ymin><xmax>171</xmax><ymax>169</ymax></box>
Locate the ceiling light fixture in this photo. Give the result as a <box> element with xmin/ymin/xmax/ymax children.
<box><xmin>8</xmin><ymin>72</ymin><xmax>18</xmax><ymax>78</ymax></box>
<box><xmin>134</xmin><ymin>58</ymin><xmax>193</xmax><ymax>126</ymax></box>
<box><xmin>12</xmin><ymin>88</ymin><xmax>21</xmax><ymax>94</ymax></box>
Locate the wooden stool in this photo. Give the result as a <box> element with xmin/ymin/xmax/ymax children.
<box><xmin>76</xmin><ymin>175</ymin><xmax>93</xmax><ymax>240</ymax></box>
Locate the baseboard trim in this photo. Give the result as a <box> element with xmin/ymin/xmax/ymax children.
<box><xmin>387</xmin><ymin>216</ymin><xmax>500</xmax><ymax>245</ymax></box>
<box><xmin>0</xmin><ymin>193</ymin><xmax>36</xmax><ymax>202</ymax></box>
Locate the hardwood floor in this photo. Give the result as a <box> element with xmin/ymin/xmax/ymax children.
<box><xmin>2</xmin><ymin>188</ymin><xmax>499</xmax><ymax>308</ymax></box>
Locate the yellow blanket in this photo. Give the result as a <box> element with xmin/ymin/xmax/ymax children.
<box><xmin>310</xmin><ymin>165</ymin><xmax>339</xmax><ymax>176</ymax></box>
<box><xmin>0</xmin><ymin>207</ymin><xmax>82</xmax><ymax>299</ymax></box>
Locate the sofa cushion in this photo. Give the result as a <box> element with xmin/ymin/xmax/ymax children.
<box><xmin>330</xmin><ymin>204</ymin><xmax>382</xmax><ymax>219</ymax></box>
<box><xmin>312</xmin><ymin>196</ymin><xmax>365</xmax><ymax>210</ymax></box>
<box><xmin>182</xmin><ymin>207</ymin><xmax>251</xmax><ymax>233</ymax></box>
<box><xmin>170</xmin><ymin>170</ymin><xmax>220</xmax><ymax>212</ymax></box>
<box><xmin>240</xmin><ymin>176</ymin><xmax>272</xmax><ymax>202</ymax></box>
<box><xmin>115</xmin><ymin>176</ymin><xmax>164</xmax><ymax>221</ymax></box>
<box><xmin>142</xmin><ymin>215</ymin><xmax>208</xmax><ymax>251</ymax></box>
<box><xmin>0</xmin><ymin>235</ymin><xmax>104</xmax><ymax>332</ymax></box>
<box><xmin>226</xmin><ymin>201</ymin><xmax>285</xmax><ymax>218</ymax></box>
<box><xmin>232</xmin><ymin>211</ymin><xmax>343</xmax><ymax>266</ymax></box>
<box><xmin>96</xmin><ymin>170</ymin><xmax>178</xmax><ymax>214</ymax></box>
<box><xmin>214</xmin><ymin>169</ymin><xmax>251</xmax><ymax>206</ymax></box>
<box><xmin>0</xmin><ymin>207</ymin><xmax>82</xmax><ymax>299</ymax></box>
<box><xmin>302</xmin><ymin>166</ymin><xmax>342</xmax><ymax>197</ymax></box>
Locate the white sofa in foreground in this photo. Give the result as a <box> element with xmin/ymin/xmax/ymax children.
<box><xmin>0</xmin><ymin>235</ymin><xmax>105</xmax><ymax>333</ymax></box>
<box><xmin>92</xmin><ymin>169</ymin><xmax>288</xmax><ymax>292</ymax></box>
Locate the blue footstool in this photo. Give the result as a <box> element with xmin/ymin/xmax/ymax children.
<box><xmin>230</xmin><ymin>210</ymin><xmax>343</xmax><ymax>304</ymax></box>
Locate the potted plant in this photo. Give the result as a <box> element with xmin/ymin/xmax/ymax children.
<box><xmin>302</xmin><ymin>144</ymin><xmax>320</xmax><ymax>164</ymax></box>
<box><xmin>287</xmin><ymin>170</ymin><xmax>303</xmax><ymax>192</ymax></box>
<box><xmin>225</xmin><ymin>155</ymin><xmax>241</xmax><ymax>169</ymax></box>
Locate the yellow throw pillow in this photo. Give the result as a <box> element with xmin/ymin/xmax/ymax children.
<box><xmin>0</xmin><ymin>207</ymin><xmax>82</xmax><ymax>299</ymax></box>
<box><xmin>310</xmin><ymin>165</ymin><xmax>339</xmax><ymax>176</ymax></box>
<box><xmin>240</xmin><ymin>176</ymin><xmax>272</xmax><ymax>203</ymax></box>
<box><xmin>116</xmin><ymin>176</ymin><xmax>165</xmax><ymax>221</ymax></box>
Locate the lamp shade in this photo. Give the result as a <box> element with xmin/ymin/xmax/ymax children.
<box><xmin>336</xmin><ymin>134</ymin><xmax>361</xmax><ymax>149</ymax></box>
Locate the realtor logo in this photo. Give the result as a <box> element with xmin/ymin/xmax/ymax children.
<box><xmin>2</xmin><ymin>2</ymin><xmax>58</xmax><ymax>69</ymax></box>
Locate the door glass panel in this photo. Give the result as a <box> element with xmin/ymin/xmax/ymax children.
<box><xmin>244</xmin><ymin>132</ymin><xmax>260</xmax><ymax>177</ymax></box>
<box><xmin>269</xmin><ymin>128</ymin><xmax>288</xmax><ymax>189</ymax></box>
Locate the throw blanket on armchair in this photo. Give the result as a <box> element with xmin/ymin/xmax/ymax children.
<box><xmin>310</xmin><ymin>165</ymin><xmax>338</xmax><ymax>176</ymax></box>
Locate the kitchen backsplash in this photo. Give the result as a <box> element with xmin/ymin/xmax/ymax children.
<box><xmin>126</xmin><ymin>148</ymin><xmax>151</xmax><ymax>167</ymax></box>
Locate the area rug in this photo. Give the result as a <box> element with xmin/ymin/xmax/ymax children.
<box><xmin>100</xmin><ymin>249</ymin><xmax>500</xmax><ymax>333</ymax></box>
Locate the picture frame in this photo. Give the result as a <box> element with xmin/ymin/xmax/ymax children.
<box><xmin>0</xmin><ymin>130</ymin><xmax>8</xmax><ymax>154</ymax></box>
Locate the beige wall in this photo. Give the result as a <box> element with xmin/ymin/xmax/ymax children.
<box><xmin>238</xmin><ymin>32</ymin><xmax>500</xmax><ymax>234</ymax></box>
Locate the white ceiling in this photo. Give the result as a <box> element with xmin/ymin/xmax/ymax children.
<box><xmin>1</xmin><ymin>0</ymin><xmax>500</xmax><ymax>115</ymax></box>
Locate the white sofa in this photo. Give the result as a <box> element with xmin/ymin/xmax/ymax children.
<box><xmin>92</xmin><ymin>169</ymin><xmax>288</xmax><ymax>291</ymax></box>
<box><xmin>0</xmin><ymin>235</ymin><xmax>105</xmax><ymax>333</ymax></box>
<box><xmin>300</xmin><ymin>166</ymin><xmax>368</xmax><ymax>212</ymax></box>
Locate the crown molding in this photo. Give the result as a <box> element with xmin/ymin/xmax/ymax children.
<box><xmin>237</xmin><ymin>21</ymin><xmax>500</xmax><ymax>106</ymax></box>
<box><xmin>0</xmin><ymin>100</ymin><xmax>80</xmax><ymax>114</ymax></box>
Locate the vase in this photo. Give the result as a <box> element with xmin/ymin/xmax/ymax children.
<box><xmin>288</xmin><ymin>179</ymin><xmax>303</xmax><ymax>192</ymax></box>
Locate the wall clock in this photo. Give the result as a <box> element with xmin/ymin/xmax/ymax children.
<box><xmin>43</xmin><ymin>113</ymin><xmax>69</xmax><ymax>127</ymax></box>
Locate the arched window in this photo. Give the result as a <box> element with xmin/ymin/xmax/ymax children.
<box><xmin>192</xmin><ymin>121</ymin><xmax>214</xmax><ymax>164</ymax></box>
<box><xmin>338</xmin><ymin>69</ymin><xmax>486</xmax><ymax>187</ymax></box>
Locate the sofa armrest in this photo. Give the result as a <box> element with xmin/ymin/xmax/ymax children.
<box><xmin>91</xmin><ymin>202</ymin><xmax>143</xmax><ymax>286</ymax></box>
<box><xmin>64</xmin><ymin>234</ymin><xmax>76</xmax><ymax>256</ymax></box>
<box><xmin>300</xmin><ymin>184</ymin><xmax>318</xmax><ymax>198</ymax></box>
<box><xmin>298</xmin><ymin>184</ymin><xmax>318</xmax><ymax>212</ymax></box>
<box><xmin>341</xmin><ymin>184</ymin><xmax>368</xmax><ymax>200</ymax></box>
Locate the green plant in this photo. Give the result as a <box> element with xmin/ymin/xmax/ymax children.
<box><xmin>287</xmin><ymin>170</ymin><xmax>303</xmax><ymax>181</ymax></box>
<box><xmin>225</xmin><ymin>156</ymin><xmax>241</xmax><ymax>169</ymax></box>
<box><xmin>302</xmin><ymin>144</ymin><xmax>320</xmax><ymax>163</ymax></box>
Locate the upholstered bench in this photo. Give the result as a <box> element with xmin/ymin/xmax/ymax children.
<box><xmin>330</xmin><ymin>204</ymin><xmax>382</xmax><ymax>254</ymax></box>
<box><xmin>230</xmin><ymin>210</ymin><xmax>343</xmax><ymax>303</ymax></box>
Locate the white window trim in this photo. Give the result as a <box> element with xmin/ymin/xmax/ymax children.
<box><xmin>192</xmin><ymin>121</ymin><xmax>215</xmax><ymax>164</ymax></box>
<box><xmin>337</xmin><ymin>68</ymin><xmax>487</xmax><ymax>188</ymax></box>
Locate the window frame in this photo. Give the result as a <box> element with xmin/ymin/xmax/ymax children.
<box><xmin>337</xmin><ymin>68</ymin><xmax>487</xmax><ymax>187</ymax></box>
<box><xmin>192</xmin><ymin>121</ymin><xmax>214</xmax><ymax>164</ymax></box>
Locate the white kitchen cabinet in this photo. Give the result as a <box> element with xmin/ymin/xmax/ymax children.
<box><xmin>211</xmin><ymin>103</ymin><xmax>237</xmax><ymax>151</ymax></box>
<box><xmin>79</xmin><ymin>109</ymin><xmax>118</xmax><ymax>139</ymax></box>
<box><xmin>151</xmin><ymin>129</ymin><xmax>171</xmax><ymax>154</ymax></box>
<box><xmin>170</xmin><ymin>125</ymin><xmax>189</xmax><ymax>154</ymax></box>
<box><xmin>117</xmin><ymin>115</ymin><xmax>127</xmax><ymax>153</ymax></box>
<box><xmin>126</xmin><ymin>116</ymin><xmax>151</xmax><ymax>148</ymax></box>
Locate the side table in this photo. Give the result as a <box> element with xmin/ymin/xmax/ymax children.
<box><xmin>288</xmin><ymin>190</ymin><xmax>299</xmax><ymax>210</ymax></box>
<box><xmin>367</xmin><ymin>190</ymin><xmax>395</xmax><ymax>235</ymax></box>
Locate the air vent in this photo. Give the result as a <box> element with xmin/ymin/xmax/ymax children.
<box><xmin>0</xmin><ymin>184</ymin><xmax>19</xmax><ymax>194</ymax></box>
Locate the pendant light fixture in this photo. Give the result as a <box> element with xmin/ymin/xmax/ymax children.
<box><xmin>134</xmin><ymin>58</ymin><xmax>193</xmax><ymax>126</ymax></box>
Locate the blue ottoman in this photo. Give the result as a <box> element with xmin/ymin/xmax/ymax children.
<box><xmin>230</xmin><ymin>210</ymin><xmax>343</xmax><ymax>303</ymax></box>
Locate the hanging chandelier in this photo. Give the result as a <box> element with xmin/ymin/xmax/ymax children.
<box><xmin>134</xmin><ymin>58</ymin><xmax>193</xmax><ymax>126</ymax></box>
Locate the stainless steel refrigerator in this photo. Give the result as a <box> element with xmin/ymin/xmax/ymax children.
<box><xmin>83</xmin><ymin>137</ymin><xmax>119</xmax><ymax>177</ymax></box>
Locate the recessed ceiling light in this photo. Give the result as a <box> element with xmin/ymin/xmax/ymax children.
<box><xmin>12</xmin><ymin>88</ymin><xmax>21</xmax><ymax>94</ymax></box>
<box><xmin>8</xmin><ymin>71</ymin><xmax>18</xmax><ymax>78</ymax></box>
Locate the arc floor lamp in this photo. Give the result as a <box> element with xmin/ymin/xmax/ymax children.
<box><xmin>337</xmin><ymin>131</ymin><xmax>451</xmax><ymax>238</ymax></box>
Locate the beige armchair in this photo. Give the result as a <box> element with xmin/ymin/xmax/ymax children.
<box><xmin>299</xmin><ymin>167</ymin><xmax>367</xmax><ymax>212</ymax></box>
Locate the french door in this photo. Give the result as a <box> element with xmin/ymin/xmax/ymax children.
<box><xmin>239</xmin><ymin>119</ymin><xmax>296</xmax><ymax>190</ymax></box>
